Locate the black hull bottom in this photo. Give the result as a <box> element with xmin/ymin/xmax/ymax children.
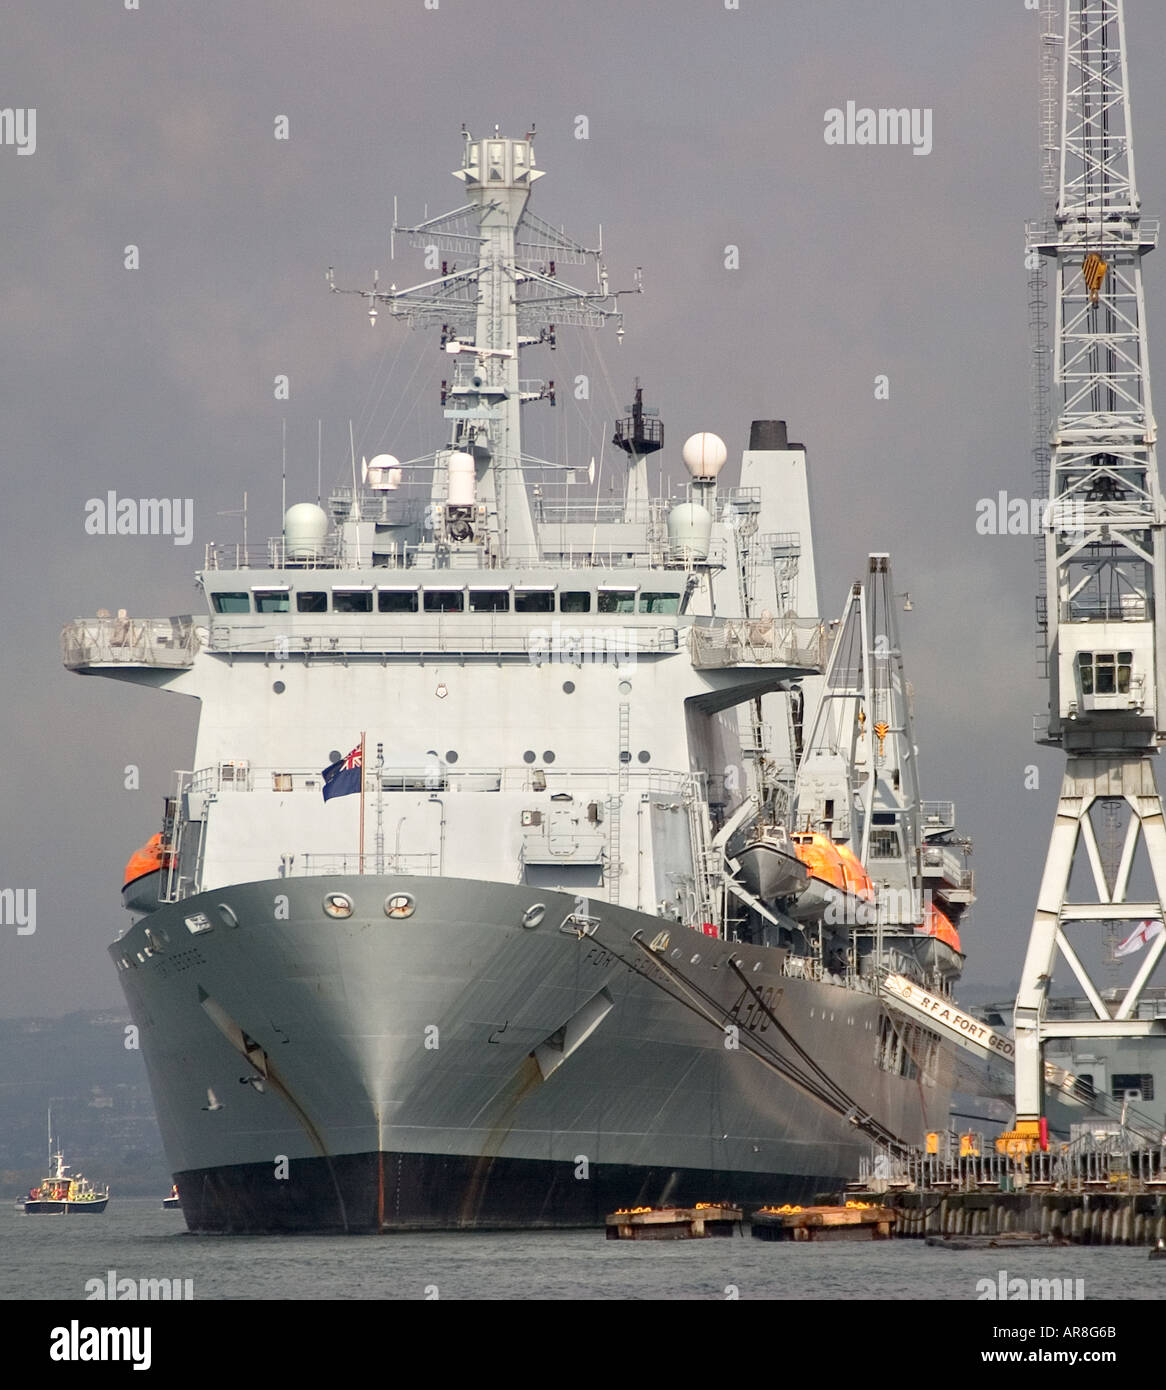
<box><xmin>176</xmin><ymin>1152</ymin><xmax>837</xmax><ymax>1234</ymax></box>
<box><xmin>23</xmin><ymin>1201</ymin><xmax>108</xmax><ymax>1214</ymax></box>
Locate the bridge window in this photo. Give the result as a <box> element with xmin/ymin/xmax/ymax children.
<box><xmin>560</xmin><ymin>591</ymin><xmax>591</xmax><ymax>613</ymax></box>
<box><xmin>253</xmin><ymin>589</ymin><xmax>290</xmax><ymax>614</ymax></box>
<box><xmin>211</xmin><ymin>593</ymin><xmax>250</xmax><ymax>614</ymax></box>
<box><xmin>639</xmin><ymin>592</ymin><xmax>681</xmax><ymax>614</ymax></box>
<box><xmin>333</xmin><ymin>589</ymin><xmax>373</xmax><ymax>614</ymax></box>
<box><xmin>598</xmin><ymin>589</ymin><xmax>637</xmax><ymax>615</ymax></box>
<box><xmin>423</xmin><ymin>590</ymin><xmax>464</xmax><ymax>613</ymax></box>
<box><xmin>515</xmin><ymin>589</ymin><xmax>554</xmax><ymax>613</ymax></box>
<box><xmin>297</xmin><ymin>591</ymin><xmax>327</xmax><ymax>613</ymax></box>
<box><xmin>470</xmin><ymin>589</ymin><xmax>510</xmax><ymax>612</ymax></box>
<box><xmin>378</xmin><ymin>589</ymin><xmax>418</xmax><ymax>613</ymax></box>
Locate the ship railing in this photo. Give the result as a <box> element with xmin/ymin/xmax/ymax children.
<box><xmin>536</xmin><ymin>502</ymin><xmax>633</xmax><ymax>524</ymax></box>
<box><xmin>205</xmin><ymin>622</ymin><xmax>682</xmax><ymax>660</ymax></box>
<box><xmin>921</xmin><ymin>844</ymin><xmax>963</xmax><ymax>876</ymax></box>
<box><xmin>858</xmin><ymin>1141</ymin><xmax>1166</xmax><ymax>1193</ymax></box>
<box><xmin>203</xmin><ymin>538</ymin><xmax>345</xmax><ymax>570</ymax></box>
<box><xmin>289</xmin><ymin>852</ymin><xmax>440</xmax><ymax>877</ymax></box>
<box><xmin>61</xmin><ymin>616</ymin><xmax>199</xmax><ymax>670</ymax></box>
<box><xmin>1026</xmin><ymin>215</ymin><xmax>1160</xmax><ymax>250</ymax></box>
<box><xmin>532</xmin><ymin>540</ymin><xmax>730</xmax><ymax>569</ymax></box>
<box><xmin>688</xmin><ymin>616</ymin><xmax>826</xmax><ymax>670</ymax></box>
<box><xmin>920</xmin><ymin>800</ymin><xmax>956</xmax><ymax>831</ymax></box>
<box><xmin>185</xmin><ymin>762</ymin><xmax>696</xmax><ymax>799</ymax></box>
<box><xmin>1060</xmin><ymin>597</ymin><xmax>1147</xmax><ymax>621</ymax></box>
<box><xmin>781</xmin><ymin>954</ymin><xmax>878</xmax><ymax>995</ymax></box>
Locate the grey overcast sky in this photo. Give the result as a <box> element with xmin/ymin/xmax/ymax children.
<box><xmin>5</xmin><ymin>0</ymin><xmax>1166</xmax><ymax>1016</ymax></box>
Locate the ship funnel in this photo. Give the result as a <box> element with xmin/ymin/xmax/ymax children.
<box><xmin>283</xmin><ymin>502</ymin><xmax>329</xmax><ymax>560</ymax></box>
<box><xmin>666</xmin><ymin>501</ymin><xmax>712</xmax><ymax>562</ymax></box>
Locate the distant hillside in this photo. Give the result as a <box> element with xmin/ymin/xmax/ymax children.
<box><xmin>0</xmin><ymin>1011</ymin><xmax>168</xmax><ymax>1197</ymax></box>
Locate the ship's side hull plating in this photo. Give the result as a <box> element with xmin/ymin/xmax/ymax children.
<box><xmin>114</xmin><ymin>876</ymin><xmax>951</xmax><ymax>1232</ymax></box>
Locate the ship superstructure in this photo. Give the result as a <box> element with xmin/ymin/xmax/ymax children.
<box><xmin>63</xmin><ymin>129</ymin><xmax>972</xmax><ymax>1231</ymax></box>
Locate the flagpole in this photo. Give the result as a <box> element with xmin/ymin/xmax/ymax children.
<box><xmin>359</xmin><ymin>731</ymin><xmax>366</xmax><ymax>875</ymax></box>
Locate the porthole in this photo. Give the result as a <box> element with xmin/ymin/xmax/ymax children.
<box><xmin>690</xmin><ymin>954</ymin><xmax>701</xmax><ymax>965</ymax></box>
<box><xmin>619</xmin><ymin>751</ymin><xmax>632</xmax><ymax>764</ymax></box>
<box><xmin>273</xmin><ymin>681</ymin><xmax>286</xmax><ymax>694</ymax></box>
<box><xmin>618</xmin><ymin>679</ymin><xmax>632</xmax><ymax>695</ymax></box>
<box><xmin>562</xmin><ymin>681</ymin><xmax>576</xmax><ymax>694</ymax></box>
<box><xmin>384</xmin><ymin>893</ymin><xmax>415</xmax><ymax>919</ymax></box>
<box><xmin>521</xmin><ymin>903</ymin><xmax>546</xmax><ymax>929</ymax></box>
<box><xmin>184</xmin><ymin>913</ymin><xmax>213</xmax><ymax>936</ymax></box>
<box><xmin>328</xmin><ymin>749</ymin><xmax>342</xmax><ymax>765</ymax></box>
<box><xmin>323</xmin><ymin>892</ymin><xmax>354</xmax><ymax>919</ymax></box>
<box><xmin>523</xmin><ymin>750</ymin><xmax>537</xmax><ymax>764</ymax></box>
<box><xmin>445</xmin><ymin>750</ymin><xmax>459</xmax><ymax>764</ymax></box>
<box><xmin>637</xmin><ymin>750</ymin><xmax>651</xmax><ymax>763</ymax></box>
<box><xmin>216</xmin><ymin>903</ymin><xmax>239</xmax><ymax>928</ymax></box>
<box><xmin>542</xmin><ymin>750</ymin><xmax>556</xmax><ymax>764</ymax></box>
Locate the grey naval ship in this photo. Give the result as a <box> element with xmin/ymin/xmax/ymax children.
<box><xmin>62</xmin><ymin>129</ymin><xmax>974</xmax><ymax>1232</ymax></box>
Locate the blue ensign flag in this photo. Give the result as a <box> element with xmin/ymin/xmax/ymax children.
<box><xmin>321</xmin><ymin>745</ymin><xmax>363</xmax><ymax>801</ymax></box>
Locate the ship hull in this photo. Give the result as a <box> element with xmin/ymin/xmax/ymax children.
<box><xmin>23</xmin><ymin>1200</ymin><xmax>108</xmax><ymax>1214</ymax></box>
<box><xmin>176</xmin><ymin>1151</ymin><xmax>827</xmax><ymax>1234</ymax></box>
<box><xmin>113</xmin><ymin>874</ymin><xmax>953</xmax><ymax>1233</ymax></box>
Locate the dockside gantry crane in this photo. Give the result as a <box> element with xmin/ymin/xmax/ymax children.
<box><xmin>1013</xmin><ymin>0</ymin><xmax>1166</xmax><ymax>1146</ymax></box>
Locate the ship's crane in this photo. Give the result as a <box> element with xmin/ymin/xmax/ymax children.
<box><xmin>1014</xmin><ymin>0</ymin><xmax>1166</xmax><ymax>1149</ymax></box>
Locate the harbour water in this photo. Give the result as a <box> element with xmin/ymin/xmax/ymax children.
<box><xmin>5</xmin><ymin>1199</ymin><xmax>1162</xmax><ymax>1302</ymax></box>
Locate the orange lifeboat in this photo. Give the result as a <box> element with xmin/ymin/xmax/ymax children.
<box><xmin>834</xmin><ymin>844</ymin><xmax>875</xmax><ymax>902</ymax></box>
<box><xmin>791</xmin><ymin>832</ymin><xmax>846</xmax><ymax>891</ymax></box>
<box><xmin>922</xmin><ymin>901</ymin><xmax>961</xmax><ymax>952</ymax></box>
<box><xmin>123</xmin><ymin>833</ymin><xmax>166</xmax><ymax>888</ymax></box>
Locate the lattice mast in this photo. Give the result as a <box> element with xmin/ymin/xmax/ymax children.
<box><xmin>329</xmin><ymin>127</ymin><xmax>634</xmax><ymax>566</ymax></box>
<box><xmin>1014</xmin><ymin>0</ymin><xmax>1166</xmax><ymax>1136</ymax></box>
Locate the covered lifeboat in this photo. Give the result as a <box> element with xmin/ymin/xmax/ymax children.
<box><xmin>921</xmin><ymin>900</ymin><xmax>961</xmax><ymax>953</ymax></box>
<box><xmin>787</xmin><ymin>831</ymin><xmax>876</xmax><ymax>923</ymax></box>
<box><xmin>122</xmin><ymin>833</ymin><xmax>173</xmax><ymax>917</ymax></box>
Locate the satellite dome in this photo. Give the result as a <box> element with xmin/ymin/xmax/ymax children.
<box><xmin>682</xmin><ymin>432</ymin><xmax>728</xmax><ymax>481</ymax></box>
<box><xmin>283</xmin><ymin>502</ymin><xmax>328</xmax><ymax>560</ymax></box>
<box><xmin>365</xmin><ymin>454</ymin><xmax>402</xmax><ymax>490</ymax></box>
<box><xmin>666</xmin><ymin>501</ymin><xmax>713</xmax><ymax>562</ymax></box>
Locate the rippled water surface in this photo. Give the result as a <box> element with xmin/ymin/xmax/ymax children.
<box><xmin>4</xmin><ymin>1199</ymin><xmax>1162</xmax><ymax>1301</ymax></box>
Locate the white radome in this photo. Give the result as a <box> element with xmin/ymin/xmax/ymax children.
<box><xmin>365</xmin><ymin>454</ymin><xmax>402</xmax><ymax>489</ymax></box>
<box><xmin>681</xmin><ymin>431</ymin><xmax>728</xmax><ymax>480</ymax></box>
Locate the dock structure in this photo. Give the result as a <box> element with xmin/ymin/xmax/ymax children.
<box><xmin>605</xmin><ymin>1204</ymin><xmax>742</xmax><ymax>1240</ymax></box>
<box><xmin>751</xmin><ymin>1203</ymin><xmax>895</xmax><ymax>1242</ymax></box>
<box><xmin>849</xmin><ymin>1137</ymin><xmax>1166</xmax><ymax>1246</ymax></box>
<box><xmin>852</xmin><ymin>1189</ymin><xmax>1166</xmax><ymax>1246</ymax></box>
